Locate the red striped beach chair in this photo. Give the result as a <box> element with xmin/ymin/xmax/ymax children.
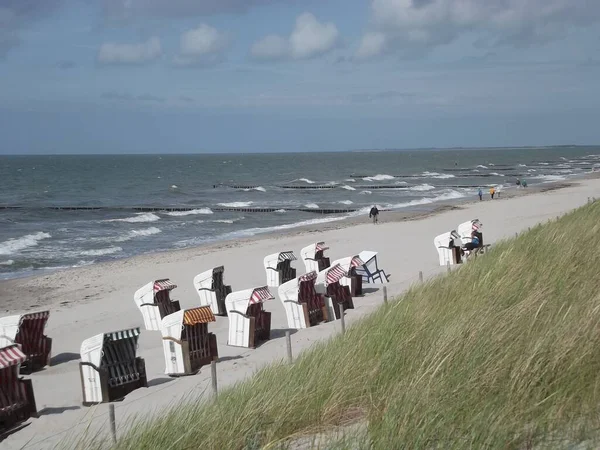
<box><xmin>316</xmin><ymin>264</ymin><xmax>355</xmax><ymax>320</ymax></box>
<box><xmin>332</xmin><ymin>255</ymin><xmax>365</xmax><ymax>296</ymax></box>
<box><xmin>161</xmin><ymin>306</ymin><xmax>218</xmax><ymax>376</ymax></box>
<box><xmin>134</xmin><ymin>279</ymin><xmax>181</xmax><ymax>331</ymax></box>
<box><xmin>264</xmin><ymin>252</ymin><xmax>297</xmax><ymax>287</ymax></box>
<box><xmin>278</xmin><ymin>271</ymin><xmax>328</xmax><ymax>329</ymax></box>
<box><xmin>300</xmin><ymin>242</ymin><xmax>331</xmax><ymax>273</ymax></box>
<box><xmin>225</xmin><ymin>287</ymin><xmax>274</xmax><ymax>348</ymax></box>
<box><xmin>0</xmin><ymin>344</ymin><xmax>37</xmax><ymax>432</ymax></box>
<box><xmin>0</xmin><ymin>311</ymin><xmax>52</xmax><ymax>373</ymax></box>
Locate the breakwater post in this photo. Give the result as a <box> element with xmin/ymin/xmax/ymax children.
<box><xmin>285</xmin><ymin>331</ymin><xmax>293</xmax><ymax>363</ymax></box>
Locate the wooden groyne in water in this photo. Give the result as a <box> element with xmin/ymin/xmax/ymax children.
<box><xmin>0</xmin><ymin>206</ymin><xmax>357</xmax><ymax>214</ymax></box>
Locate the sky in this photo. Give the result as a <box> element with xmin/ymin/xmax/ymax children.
<box><xmin>1</xmin><ymin>0</ymin><xmax>600</xmax><ymax>154</ymax></box>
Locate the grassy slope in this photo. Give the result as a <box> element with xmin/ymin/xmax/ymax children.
<box><xmin>85</xmin><ymin>202</ymin><xmax>600</xmax><ymax>449</ymax></box>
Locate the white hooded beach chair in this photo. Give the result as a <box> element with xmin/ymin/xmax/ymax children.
<box><xmin>134</xmin><ymin>279</ymin><xmax>181</xmax><ymax>331</ymax></box>
<box><xmin>316</xmin><ymin>264</ymin><xmax>354</xmax><ymax>320</ymax></box>
<box><xmin>457</xmin><ymin>219</ymin><xmax>488</xmax><ymax>259</ymax></box>
<box><xmin>264</xmin><ymin>251</ymin><xmax>297</xmax><ymax>287</ymax></box>
<box><xmin>331</xmin><ymin>255</ymin><xmax>365</xmax><ymax>296</ymax></box>
<box><xmin>193</xmin><ymin>266</ymin><xmax>233</xmax><ymax>316</ymax></box>
<box><xmin>0</xmin><ymin>344</ymin><xmax>38</xmax><ymax>431</ymax></box>
<box><xmin>79</xmin><ymin>328</ymin><xmax>147</xmax><ymax>406</ymax></box>
<box><xmin>353</xmin><ymin>251</ymin><xmax>389</xmax><ymax>284</ymax></box>
<box><xmin>161</xmin><ymin>306</ymin><xmax>218</xmax><ymax>376</ymax></box>
<box><xmin>300</xmin><ymin>242</ymin><xmax>331</xmax><ymax>273</ymax></box>
<box><xmin>225</xmin><ymin>287</ymin><xmax>274</xmax><ymax>348</ymax></box>
<box><xmin>278</xmin><ymin>272</ymin><xmax>328</xmax><ymax>329</ymax></box>
<box><xmin>434</xmin><ymin>231</ymin><xmax>463</xmax><ymax>266</ymax></box>
<box><xmin>0</xmin><ymin>311</ymin><xmax>52</xmax><ymax>373</ymax></box>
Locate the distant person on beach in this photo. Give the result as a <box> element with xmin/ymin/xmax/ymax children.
<box><xmin>516</xmin><ymin>179</ymin><xmax>521</xmax><ymax>188</ymax></box>
<box><xmin>369</xmin><ymin>205</ymin><xmax>379</xmax><ymax>224</ymax></box>
<box><xmin>490</xmin><ymin>187</ymin><xmax>496</xmax><ymax>199</ymax></box>
<box><xmin>522</xmin><ymin>180</ymin><xmax>528</xmax><ymax>188</ymax></box>
<box><xmin>478</xmin><ymin>188</ymin><xmax>483</xmax><ymax>201</ymax></box>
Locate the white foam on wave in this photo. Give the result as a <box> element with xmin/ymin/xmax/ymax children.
<box><xmin>165</xmin><ymin>208</ymin><xmax>213</xmax><ymax>216</ymax></box>
<box><xmin>304</xmin><ymin>203</ymin><xmax>319</xmax><ymax>209</ymax></box>
<box><xmin>80</xmin><ymin>246</ymin><xmax>123</xmax><ymax>256</ymax></box>
<box><xmin>359</xmin><ymin>190</ymin><xmax>372</xmax><ymax>195</ymax></box>
<box><xmin>108</xmin><ymin>213</ymin><xmax>160</xmax><ymax>223</ymax></box>
<box><xmin>218</xmin><ymin>202</ymin><xmax>253</xmax><ymax>208</ymax></box>
<box><xmin>299</xmin><ymin>178</ymin><xmax>315</xmax><ymax>184</ymax></box>
<box><xmin>213</xmin><ymin>220</ymin><xmax>234</xmax><ymax>224</ymax></box>
<box><xmin>219</xmin><ymin>215</ymin><xmax>348</xmax><ymax>240</ymax></box>
<box><xmin>539</xmin><ymin>162</ymin><xmax>550</xmax><ymax>166</ymax></box>
<box><xmin>345</xmin><ymin>178</ymin><xmax>356</xmax><ymax>182</ymax></box>
<box><xmin>275</xmin><ymin>209</ymin><xmax>286</xmax><ymax>213</ymax></box>
<box><xmin>341</xmin><ymin>185</ymin><xmax>356</xmax><ymax>191</ymax></box>
<box><xmin>477</xmin><ymin>165</ymin><xmax>488</xmax><ymax>169</ymax></box>
<box><xmin>519</xmin><ymin>164</ymin><xmax>527</xmax><ymax>167</ymax></box>
<box><xmin>0</xmin><ymin>260</ymin><xmax>14</xmax><ymax>266</ymax></box>
<box><xmin>409</xmin><ymin>184</ymin><xmax>435</xmax><ymax>192</ymax></box>
<box><xmin>338</xmin><ymin>200</ymin><xmax>354</xmax><ymax>205</ymax></box>
<box><xmin>115</xmin><ymin>227</ymin><xmax>161</xmax><ymax>242</ymax></box>
<box><xmin>490</xmin><ymin>172</ymin><xmax>505</xmax><ymax>177</ymax></box>
<box><xmin>0</xmin><ymin>232</ymin><xmax>51</xmax><ymax>256</ymax></box>
<box><xmin>534</xmin><ymin>174</ymin><xmax>566</xmax><ymax>182</ymax></box>
<box><xmin>362</xmin><ymin>174</ymin><xmax>394</xmax><ymax>181</ymax></box>
<box><xmin>421</xmin><ymin>171</ymin><xmax>455</xmax><ymax>179</ymax></box>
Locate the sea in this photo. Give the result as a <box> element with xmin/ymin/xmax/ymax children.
<box><xmin>1</xmin><ymin>147</ymin><xmax>599</xmax><ymax>280</ymax></box>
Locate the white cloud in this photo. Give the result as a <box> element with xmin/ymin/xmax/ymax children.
<box><xmin>358</xmin><ymin>0</ymin><xmax>600</xmax><ymax>59</ymax></box>
<box><xmin>251</xmin><ymin>12</ymin><xmax>339</xmax><ymax>61</ymax></box>
<box><xmin>97</xmin><ymin>37</ymin><xmax>161</xmax><ymax>65</ymax></box>
<box><xmin>174</xmin><ymin>24</ymin><xmax>229</xmax><ymax>67</ymax></box>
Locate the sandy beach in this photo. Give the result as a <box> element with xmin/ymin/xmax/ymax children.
<box><xmin>2</xmin><ymin>175</ymin><xmax>600</xmax><ymax>449</ymax></box>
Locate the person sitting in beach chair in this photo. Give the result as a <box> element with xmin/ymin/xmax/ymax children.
<box><xmin>462</xmin><ymin>231</ymin><xmax>481</xmax><ymax>252</ymax></box>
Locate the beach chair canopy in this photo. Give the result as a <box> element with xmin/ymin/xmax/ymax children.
<box><xmin>0</xmin><ymin>311</ymin><xmax>50</xmax><ymax>345</ymax></box>
<box><xmin>193</xmin><ymin>266</ymin><xmax>226</xmax><ymax>290</ymax></box>
<box><xmin>278</xmin><ymin>271</ymin><xmax>318</xmax><ymax>300</ymax></box>
<box><xmin>0</xmin><ymin>344</ymin><xmax>26</xmax><ymax>369</ymax></box>
<box><xmin>331</xmin><ymin>255</ymin><xmax>365</xmax><ymax>275</ymax></box>
<box><xmin>316</xmin><ymin>264</ymin><xmax>346</xmax><ymax>289</ymax></box>
<box><xmin>134</xmin><ymin>279</ymin><xmax>177</xmax><ymax>307</ymax></box>
<box><xmin>300</xmin><ymin>242</ymin><xmax>328</xmax><ymax>262</ymax></box>
<box><xmin>355</xmin><ymin>251</ymin><xmax>390</xmax><ymax>283</ymax></box>
<box><xmin>457</xmin><ymin>219</ymin><xmax>482</xmax><ymax>240</ymax></box>
<box><xmin>161</xmin><ymin>307</ymin><xmax>215</xmax><ymax>340</ymax></box>
<box><xmin>225</xmin><ymin>287</ymin><xmax>274</xmax><ymax>314</ymax></box>
<box><xmin>263</xmin><ymin>251</ymin><xmax>296</xmax><ymax>269</ymax></box>
<box><xmin>434</xmin><ymin>231</ymin><xmax>462</xmax><ymax>249</ymax></box>
<box><xmin>80</xmin><ymin>328</ymin><xmax>141</xmax><ymax>368</ymax></box>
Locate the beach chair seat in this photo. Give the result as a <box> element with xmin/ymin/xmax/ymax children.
<box><xmin>79</xmin><ymin>328</ymin><xmax>147</xmax><ymax>406</ymax></box>
<box><xmin>332</xmin><ymin>255</ymin><xmax>366</xmax><ymax>296</ymax></box>
<box><xmin>194</xmin><ymin>266</ymin><xmax>233</xmax><ymax>316</ymax></box>
<box><xmin>134</xmin><ymin>279</ymin><xmax>181</xmax><ymax>331</ymax></box>
<box><xmin>434</xmin><ymin>231</ymin><xmax>464</xmax><ymax>266</ymax></box>
<box><xmin>278</xmin><ymin>272</ymin><xmax>328</xmax><ymax>329</ymax></box>
<box><xmin>264</xmin><ymin>252</ymin><xmax>297</xmax><ymax>287</ymax></box>
<box><xmin>326</xmin><ymin>282</ymin><xmax>354</xmax><ymax>320</ymax></box>
<box><xmin>316</xmin><ymin>264</ymin><xmax>355</xmax><ymax>321</ymax></box>
<box><xmin>226</xmin><ymin>287</ymin><xmax>274</xmax><ymax>348</ymax></box>
<box><xmin>161</xmin><ymin>307</ymin><xmax>218</xmax><ymax>376</ymax></box>
<box><xmin>0</xmin><ymin>312</ymin><xmax>52</xmax><ymax>373</ymax></box>
<box><xmin>300</xmin><ymin>242</ymin><xmax>331</xmax><ymax>273</ymax></box>
<box><xmin>0</xmin><ymin>344</ymin><xmax>37</xmax><ymax>432</ymax></box>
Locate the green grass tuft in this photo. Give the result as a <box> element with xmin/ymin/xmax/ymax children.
<box><xmin>81</xmin><ymin>202</ymin><xmax>600</xmax><ymax>449</ymax></box>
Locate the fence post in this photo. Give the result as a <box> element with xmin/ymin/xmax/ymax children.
<box><xmin>285</xmin><ymin>330</ymin><xmax>293</xmax><ymax>363</ymax></box>
<box><xmin>211</xmin><ymin>360</ymin><xmax>218</xmax><ymax>398</ymax></box>
<box><xmin>108</xmin><ymin>403</ymin><xmax>116</xmax><ymax>444</ymax></box>
<box><xmin>339</xmin><ymin>303</ymin><xmax>346</xmax><ymax>335</ymax></box>
<box><xmin>515</xmin><ymin>232</ymin><xmax>518</xmax><ymax>238</ymax></box>
<box><xmin>383</xmin><ymin>286</ymin><xmax>388</xmax><ymax>304</ymax></box>
<box><xmin>446</xmin><ymin>261</ymin><xmax>451</xmax><ymax>273</ymax></box>
<box><xmin>419</xmin><ymin>271</ymin><xmax>423</xmax><ymax>283</ymax></box>
<box><xmin>528</xmin><ymin>227</ymin><xmax>531</xmax><ymax>232</ymax></box>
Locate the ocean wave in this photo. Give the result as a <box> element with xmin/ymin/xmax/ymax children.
<box><xmin>275</xmin><ymin>209</ymin><xmax>286</xmax><ymax>213</ymax></box>
<box><xmin>518</xmin><ymin>164</ymin><xmax>527</xmax><ymax>167</ymax></box>
<box><xmin>0</xmin><ymin>232</ymin><xmax>51</xmax><ymax>256</ymax></box>
<box><xmin>338</xmin><ymin>200</ymin><xmax>354</xmax><ymax>205</ymax></box>
<box><xmin>477</xmin><ymin>165</ymin><xmax>488</xmax><ymax>169</ymax></box>
<box><xmin>165</xmin><ymin>208</ymin><xmax>213</xmax><ymax>216</ymax></box>
<box><xmin>359</xmin><ymin>190</ymin><xmax>372</xmax><ymax>195</ymax></box>
<box><xmin>490</xmin><ymin>172</ymin><xmax>505</xmax><ymax>177</ymax></box>
<box><xmin>80</xmin><ymin>246</ymin><xmax>123</xmax><ymax>256</ymax></box>
<box><xmin>341</xmin><ymin>185</ymin><xmax>356</xmax><ymax>191</ymax></box>
<box><xmin>218</xmin><ymin>215</ymin><xmax>349</xmax><ymax>240</ymax></box>
<box><xmin>218</xmin><ymin>201</ymin><xmax>253</xmax><ymax>208</ymax></box>
<box><xmin>243</xmin><ymin>186</ymin><xmax>266</xmax><ymax>192</ymax></box>
<box><xmin>345</xmin><ymin>178</ymin><xmax>356</xmax><ymax>182</ymax></box>
<box><xmin>409</xmin><ymin>184</ymin><xmax>436</xmax><ymax>191</ymax></box>
<box><xmin>534</xmin><ymin>174</ymin><xmax>566</xmax><ymax>182</ymax></box>
<box><xmin>212</xmin><ymin>220</ymin><xmax>234</xmax><ymax>224</ymax></box>
<box><xmin>362</xmin><ymin>174</ymin><xmax>394</xmax><ymax>181</ymax></box>
<box><xmin>421</xmin><ymin>171</ymin><xmax>455</xmax><ymax>179</ymax></box>
<box><xmin>304</xmin><ymin>203</ymin><xmax>319</xmax><ymax>209</ymax></box>
<box><xmin>0</xmin><ymin>260</ymin><xmax>14</xmax><ymax>266</ymax></box>
<box><xmin>115</xmin><ymin>227</ymin><xmax>161</xmax><ymax>242</ymax></box>
<box><xmin>107</xmin><ymin>213</ymin><xmax>160</xmax><ymax>223</ymax></box>
<box><xmin>298</xmin><ymin>178</ymin><xmax>315</xmax><ymax>184</ymax></box>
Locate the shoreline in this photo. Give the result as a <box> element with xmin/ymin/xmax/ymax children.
<box><xmin>0</xmin><ymin>173</ymin><xmax>593</xmax><ymax>312</ymax></box>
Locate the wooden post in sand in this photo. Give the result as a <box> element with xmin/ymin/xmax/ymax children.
<box><xmin>419</xmin><ymin>271</ymin><xmax>423</xmax><ymax>283</ymax></box>
<box><xmin>383</xmin><ymin>286</ymin><xmax>388</xmax><ymax>304</ymax></box>
<box><xmin>108</xmin><ymin>404</ymin><xmax>116</xmax><ymax>444</ymax></box>
<box><xmin>211</xmin><ymin>360</ymin><xmax>218</xmax><ymax>398</ymax></box>
<box><xmin>447</xmin><ymin>261</ymin><xmax>451</xmax><ymax>273</ymax></box>
<box><xmin>285</xmin><ymin>330</ymin><xmax>293</xmax><ymax>363</ymax></box>
<box><xmin>339</xmin><ymin>303</ymin><xmax>346</xmax><ymax>335</ymax></box>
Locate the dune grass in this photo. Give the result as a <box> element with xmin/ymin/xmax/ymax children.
<box><xmin>84</xmin><ymin>202</ymin><xmax>600</xmax><ymax>449</ymax></box>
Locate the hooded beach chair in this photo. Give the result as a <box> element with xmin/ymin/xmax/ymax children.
<box><xmin>264</xmin><ymin>251</ymin><xmax>297</xmax><ymax>287</ymax></box>
<box><xmin>434</xmin><ymin>231</ymin><xmax>463</xmax><ymax>266</ymax></box>
<box><xmin>79</xmin><ymin>328</ymin><xmax>147</xmax><ymax>406</ymax></box>
<box><xmin>0</xmin><ymin>344</ymin><xmax>37</xmax><ymax>432</ymax></box>
<box><xmin>0</xmin><ymin>311</ymin><xmax>52</xmax><ymax>373</ymax></box>
<box><xmin>134</xmin><ymin>279</ymin><xmax>181</xmax><ymax>331</ymax></box>
<box><xmin>193</xmin><ymin>266</ymin><xmax>233</xmax><ymax>316</ymax></box>
<box><xmin>353</xmin><ymin>251</ymin><xmax>389</xmax><ymax>284</ymax></box>
<box><xmin>457</xmin><ymin>219</ymin><xmax>489</xmax><ymax>259</ymax></box>
<box><xmin>225</xmin><ymin>287</ymin><xmax>274</xmax><ymax>348</ymax></box>
<box><xmin>316</xmin><ymin>264</ymin><xmax>354</xmax><ymax>320</ymax></box>
<box><xmin>300</xmin><ymin>242</ymin><xmax>331</xmax><ymax>273</ymax></box>
<box><xmin>161</xmin><ymin>307</ymin><xmax>218</xmax><ymax>376</ymax></box>
<box><xmin>278</xmin><ymin>271</ymin><xmax>328</xmax><ymax>329</ymax></box>
<box><xmin>331</xmin><ymin>255</ymin><xmax>365</xmax><ymax>296</ymax></box>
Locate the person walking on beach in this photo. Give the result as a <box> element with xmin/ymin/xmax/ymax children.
<box><xmin>516</xmin><ymin>179</ymin><xmax>521</xmax><ymax>188</ymax></box>
<box><xmin>369</xmin><ymin>205</ymin><xmax>379</xmax><ymax>224</ymax></box>
<box><xmin>478</xmin><ymin>188</ymin><xmax>483</xmax><ymax>201</ymax></box>
<box><xmin>490</xmin><ymin>187</ymin><xmax>496</xmax><ymax>199</ymax></box>
<box><xmin>522</xmin><ymin>179</ymin><xmax>528</xmax><ymax>188</ymax></box>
